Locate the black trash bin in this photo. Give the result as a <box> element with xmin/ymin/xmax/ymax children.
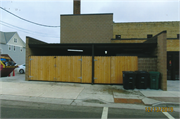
<box><xmin>135</xmin><ymin>71</ymin><xmax>149</xmax><ymax>89</ymax></box>
<box><xmin>123</xmin><ymin>71</ymin><xmax>136</xmax><ymax>89</ymax></box>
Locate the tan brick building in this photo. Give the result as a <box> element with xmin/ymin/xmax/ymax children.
<box><xmin>112</xmin><ymin>21</ymin><xmax>179</xmax><ymax>52</ymax></box>
<box><xmin>112</xmin><ymin>21</ymin><xmax>179</xmax><ymax>81</ymax></box>
<box><xmin>60</xmin><ymin>14</ymin><xmax>113</xmax><ymax>43</ymax></box>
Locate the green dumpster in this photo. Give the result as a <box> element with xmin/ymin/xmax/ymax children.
<box><xmin>149</xmin><ymin>71</ymin><xmax>160</xmax><ymax>89</ymax></box>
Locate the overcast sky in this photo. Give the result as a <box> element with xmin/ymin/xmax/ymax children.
<box><xmin>0</xmin><ymin>0</ymin><xmax>179</xmax><ymax>43</ymax></box>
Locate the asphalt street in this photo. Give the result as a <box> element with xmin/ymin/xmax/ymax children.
<box><xmin>1</xmin><ymin>100</ymin><xmax>179</xmax><ymax>118</ymax></box>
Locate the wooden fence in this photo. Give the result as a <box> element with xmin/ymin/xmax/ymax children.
<box><xmin>94</xmin><ymin>56</ymin><xmax>138</xmax><ymax>84</ymax></box>
<box><xmin>29</xmin><ymin>56</ymin><xmax>138</xmax><ymax>84</ymax></box>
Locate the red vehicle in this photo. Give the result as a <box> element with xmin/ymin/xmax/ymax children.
<box><xmin>0</xmin><ymin>54</ymin><xmax>17</xmax><ymax>77</ymax></box>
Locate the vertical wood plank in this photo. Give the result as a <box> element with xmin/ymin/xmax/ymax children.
<box><xmin>119</xmin><ymin>56</ymin><xmax>123</xmax><ymax>84</ymax></box>
<box><xmin>82</xmin><ymin>56</ymin><xmax>92</xmax><ymax>83</ymax></box>
<box><xmin>49</xmin><ymin>56</ymin><xmax>55</xmax><ymax>81</ymax></box>
<box><xmin>73</xmin><ymin>56</ymin><xmax>81</xmax><ymax>82</ymax></box>
<box><xmin>70</xmin><ymin>56</ymin><xmax>74</xmax><ymax>82</ymax></box>
<box><xmin>31</xmin><ymin>56</ymin><xmax>38</xmax><ymax>80</ymax></box>
<box><xmin>94</xmin><ymin>56</ymin><xmax>110</xmax><ymax>84</ymax></box>
<box><xmin>42</xmin><ymin>56</ymin><xmax>47</xmax><ymax>81</ymax></box>
<box><xmin>106</xmin><ymin>57</ymin><xmax>111</xmax><ymax>84</ymax></box>
<box><xmin>56</xmin><ymin>56</ymin><xmax>62</xmax><ymax>81</ymax></box>
<box><xmin>61</xmin><ymin>56</ymin><xmax>66</xmax><ymax>82</ymax></box>
<box><xmin>94</xmin><ymin>56</ymin><xmax>100</xmax><ymax>83</ymax></box>
<box><xmin>110</xmin><ymin>56</ymin><xmax>116</xmax><ymax>83</ymax></box>
<box><xmin>38</xmin><ymin>56</ymin><xmax>42</xmax><ymax>80</ymax></box>
<box><xmin>46</xmin><ymin>56</ymin><xmax>51</xmax><ymax>81</ymax></box>
<box><xmin>28</xmin><ymin>56</ymin><xmax>31</xmax><ymax>80</ymax></box>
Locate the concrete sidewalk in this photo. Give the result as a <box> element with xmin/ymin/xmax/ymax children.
<box><xmin>0</xmin><ymin>74</ymin><xmax>179</xmax><ymax>111</ymax></box>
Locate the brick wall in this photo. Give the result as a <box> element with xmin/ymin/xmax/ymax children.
<box><xmin>167</xmin><ymin>40</ymin><xmax>179</xmax><ymax>51</ymax></box>
<box><xmin>60</xmin><ymin>14</ymin><xmax>113</xmax><ymax>43</ymax></box>
<box><xmin>113</xmin><ymin>21</ymin><xmax>179</xmax><ymax>39</ymax></box>
<box><xmin>138</xmin><ymin>58</ymin><xmax>157</xmax><ymax>72</ymax></box>
<box><xmin>25</xmin><ymin>37</ymin><xmax>31</xmax><ymax>81</ymax></box>
<box><xmin>112</xmin><ymin>39</ymin><xmax>179</xmax><ymax>51</ymax></box>
<box><xmin>157</xmin><ymin>31</ymin><xmax>167</xmax><ymax>91</ymax></box>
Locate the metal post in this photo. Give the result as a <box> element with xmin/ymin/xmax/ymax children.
<box><xmin>92</xmin><ymin>45</ymin><xmax>94</xmax><ymax>84</ymax></box>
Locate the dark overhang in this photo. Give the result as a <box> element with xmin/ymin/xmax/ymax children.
<box><xmin>29</xmin><ymin>42</ymin><xmax>157</xmax><ymax>57</ymax></box>
<box><xmin>29</xmin><ymin>42</ymin><xmax>156</xmax><ymax>48</ymax></box>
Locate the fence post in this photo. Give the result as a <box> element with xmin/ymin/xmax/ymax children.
<box><xmin>92</xmin><ymin>44</ymin><xmax>94</xmax><ymax>84</ymax></box>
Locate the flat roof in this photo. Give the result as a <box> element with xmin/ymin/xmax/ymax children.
<box><xmin>60</xmin><ymin>13</ymin><xmax>113</xmax><ymax>16</ymax></box>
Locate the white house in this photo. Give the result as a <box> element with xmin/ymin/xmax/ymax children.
<box><xmin>0</xmin><ymin>31</ymin><xmax>26</xmax><ymax>64</ymax></box>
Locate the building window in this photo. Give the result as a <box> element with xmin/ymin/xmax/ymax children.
<box><xmin>20</xmin><ymin>47</ymin><xmax>23</xmax><ymax>52</ymax></box>
<box><xmin>14</xmin><ymin>46</ymin><xmax>15</xmax><ymax>51</ymax></box>
<box><xmin>147</xmin><ymin>34</ymin><xmax>153</xmax><ymax>38</ymax></box>
<box><xmin>8</xmin><ymin>45</ymin><xmax>11</xmax><ymax>51</ymax></box>
<box><xmin>177</xmin><ymin>34</ymin><xmax>180</xmax><ymax>39</ymax></box>
<box><xmin>14</xmin><ymin>38</ymin><xmax>17</xmax><ymax>43</ymax></box>
<box><xmin>116</xmin><ymin>35</ymin><xmax>121</xmax><ymax>39</ymax></box>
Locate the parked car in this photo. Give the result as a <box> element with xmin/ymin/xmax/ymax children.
<box><xmin>16</xmin><ymin>64</ymin><xmax>26</xmax><ymax>74</ymax></box>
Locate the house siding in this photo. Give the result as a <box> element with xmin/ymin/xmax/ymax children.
<box><xmin>7</xmin><ymin>33</ymin><xmax>25</xmax><ymax>47</ymax></box>
<box><xmin>0</xmin><ymin>44</ymin><xmax>25</xmax><ymax>64</ymax></box>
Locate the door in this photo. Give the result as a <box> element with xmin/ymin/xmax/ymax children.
<box><xmin>56</xmin><ymin>56</ymin><xmax>81</xmax><ymax>82</ymax></box>
<box><xmin>82</xmin><ymin>56</ymin><xmax>92</xmax><ymax>83</ymax></box>
<box><xmin>29</xmin><ymin>56</ymin><xmax>91</xmax><ymax>83</ymax></box>
<box><xmin>167</xmin><ymin>52</ymin><xmax>179</xmax><ymax>80</ymax></box>
<box><xmin>94</xmin><ymin>56</ymin><xmax>111</xmax><ymax>84</ymax></box>
<box><xmin>29</xmin><ymin>56</ymin><xmax>56</xmax><ymax>81</ymax></box>
<box><xmin>94</xmin><ymin>56</ymin><xmax>138</xmax><ymax>84</ymax></box>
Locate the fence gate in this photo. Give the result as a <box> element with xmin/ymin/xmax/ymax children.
<box><xmin>94</xmin><ymin>56</ymin><xmax>111</xmax><ymax>84</ymax></box>
<box><xmin>94</xmin><ymin>56</ymin><xmax>138</xmax><ymax>84</ymax></box>
<box><xmin>56</xmin><ymin>56</ymin><xmax>81</xmax><ymax>82</ymax></box>
<box><xmin>82</xmin><ymin>56</ymin><xmax>92</xmax><ymax>83</ymax></box>
<box><xmin>29</xmin><ymin>56</ymin><xmax>56</xmax><ymax>81</ymax></box>
<box><xmin>29</xmin><ymin>56</ymin><xmax>92</xmax><ymax>83</ymax></box>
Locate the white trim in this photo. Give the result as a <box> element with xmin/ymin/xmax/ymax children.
<box><xmin>7</xmin><ymin>44</ymin><xmax>25</xmax><ymax>47</ymax></box>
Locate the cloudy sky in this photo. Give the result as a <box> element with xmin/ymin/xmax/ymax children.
<box><xmin>0</xmin><ymin>0</ymin><xmax>179</xmax><ymax>43</ymax></box>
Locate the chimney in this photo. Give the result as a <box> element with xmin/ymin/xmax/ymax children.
<box><xmin>74</xmin><ymin>0</ymin><xmax>80</xmax><ymax>14</ymax></box>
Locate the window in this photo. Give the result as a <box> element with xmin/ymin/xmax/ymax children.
<box><xmin>20</xmin><ymin>47</ymin><xmax>23</xmax><ymax>52</ymax></box>
<box><xmin>14</xmin><ymin>46</ymin><xmax>15</xmax><ymax>51</ymax></box>
<box><xmin>8</xmin><ymin>45</ymin><xmax>11</xmax><ymax>51</ymax></box>
<box><xmin>147</xmin><ymin>34</ymin><xmax>153</xmax><ymax>38</ymax></box>
<box><xmin>177</xmin><ymin>34</ymin><xmax>180</xmax><ymax>39</ymax></box>
<box><xmin>14</xmin><ymin>38</ymin><xmax>17</xmax><ymax>43</ymax></box>
<box><xmin>116</xmin><ymin>35</ymin><xmax>121</xmax><ymax>39</ymax></box>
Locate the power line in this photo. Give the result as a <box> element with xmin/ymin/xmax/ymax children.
<box><xmin>0</xmin><ymin>20</ymin><xmax>58</xmax><ymax>36</ymax></box>
<box><xmin>0</xmin><ymin>21</ymin><xmax>60</xmax><ymax>38</ymax></box>
<box><xmin>0</xmin><ymin>7</ymin><xmax>60</xmax><ymax>27</ymax></box>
